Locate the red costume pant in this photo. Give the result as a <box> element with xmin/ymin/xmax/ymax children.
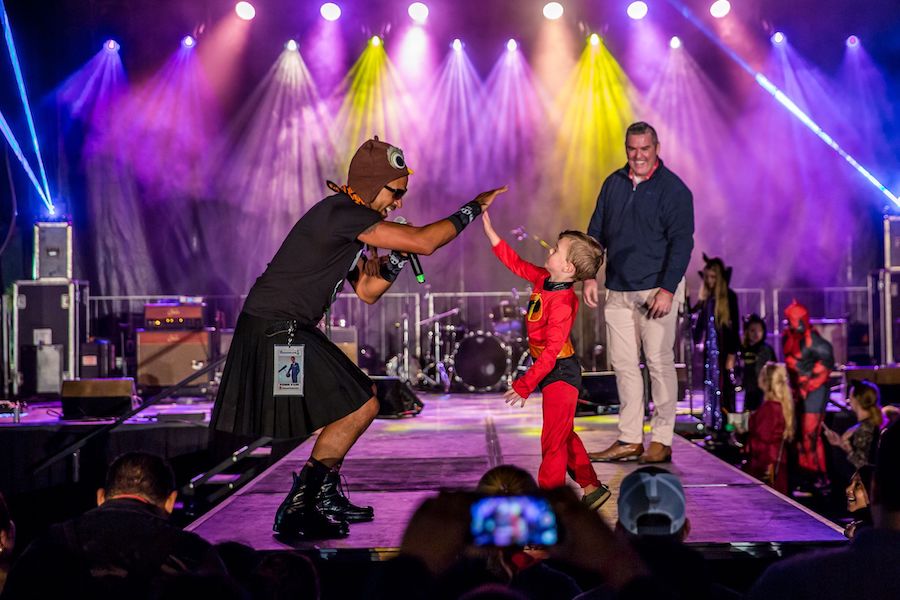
<box><xmin>538</xmin><ymin>381</ymin><xmax>600</xmax><ymax>490</ymax></box>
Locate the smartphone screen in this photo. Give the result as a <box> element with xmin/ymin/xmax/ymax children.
<box><xmin>469</xmin><ymin>495</ymin><xmax>559</xmax><ymax>547</ymax></box>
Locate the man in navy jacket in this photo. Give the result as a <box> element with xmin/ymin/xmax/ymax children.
<box><xmin>584</xmin><ymin>122</ymin><xmax>694</xmax><ymax>464</ymax></box>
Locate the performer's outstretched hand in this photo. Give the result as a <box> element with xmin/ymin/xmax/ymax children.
<box><xmin>472</xmin><ymin>186</ymin><xmax>509</xmax><ymax>211</ymax></box>
<box><xmin>481</xmin><ymin>210</ymin><xmax>501</xmax><ymax>247</ymax></box>
<box><xmin>504</xmin><ymin>388</ymin><xmax>527</xmax><ymax>408</ymax></box>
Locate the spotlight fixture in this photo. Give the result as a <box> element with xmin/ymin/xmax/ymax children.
<box><xmin>235</xmin><ymin>1</ymin><xmax>256</xmax><ymax>20</ymax></box>
<box><xmin>104</xmin><ymin>39</ymin><xmax>120</xmax><ymax>52</ymax></box>
<box><xmin>543</xmin><ymin>2</ymin><xmax>564</xmax><ymax>20</ymax></box>
<box><xmin>709</xmin><ymin>0</ymin><xmax>730</xmax><ymax>19</ymax></box>
<box><xmin>320</xmin><ymin>2</ymin><xmax>341</xmax><ymax>21</ymax></box>
<box><xmin>408</xmin><ymin>2</ymin><xmax>429</xmax><ymax>24</ymax></box>
<box><xmin>452</xmin><ymin>38</ymin><xmax>463</xmax><ymax>51</ymax></box>
<box><xmin>669</xmin><ymin>36</ymin><xmax>682</xmax><ymax>49</ymax></box>
<box><xmin>507</xmin><ymin>38</ymin><xmax>518</xmax><ymax>52</ymax></box>
<box><xmin>589</xmin><ymin>33</ymin><xmax>600</xmax><ymax>46</ymax></box>
<box><xmin>286</xmin><ymin>39</ymin><xmax>298</xmax><ymax>51</ymax></box>
<box><xmin>846</xmin><ymin>35</ymin><xmax>859</xmax><ymax>47</ymax></box>
<box><xmin>626</xmin><ymin>1</ymin><xmax>648</xmax><ymax>20</ymax></box>
<box><xmin>771</xmin><ymin>31</ymin><xmax>785</xmax><ymax>45</ymax></box>
<box><xmin>182</xmin><ymin>35</ymin><xmax>196</xmax><ymax>48</ymax></box>
<box><xmin>371</xmin><ymin>35</ymin><xmax>382</xmax><ymax>47</ymax></box>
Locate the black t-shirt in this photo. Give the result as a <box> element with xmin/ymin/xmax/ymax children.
<box><xmin>242</xmin><ymin>192</ymin><xmax>383</xmax><ymax>322</ymax></box>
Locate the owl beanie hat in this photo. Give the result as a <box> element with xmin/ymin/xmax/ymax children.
<box><xmin>347</xmin><ymin>136</ymin><xmax>412</xmax><ymax>204</ymax></box>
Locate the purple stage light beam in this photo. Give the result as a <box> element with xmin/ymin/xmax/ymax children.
<box><xmin>666</xmin><ymin>0</ymin><xmax>899</xmax><ymax>206</ymax></box>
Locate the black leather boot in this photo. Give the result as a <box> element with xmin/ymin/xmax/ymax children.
<box><xmin>273</xmin><ymin>472</ymin><xmax>349</xmax><ymax>539</ymax></box>
<box><xmin>317</xmin><ymin>471</ymin><xmax>375</xmax><ymax>523</ymax></box>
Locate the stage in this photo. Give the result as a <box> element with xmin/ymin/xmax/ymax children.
<box><xmin>186</xmin><ymin>392</ymin><xmax>846</xmax><ymax>560</ymax></box>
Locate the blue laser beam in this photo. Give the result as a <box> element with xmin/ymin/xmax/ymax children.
<box><xmin>1</xmin><ymin>0</ymin><xmax>54</xmax><ymax>210</ymax></box>
<box><xmin>0</xmin><ymin>109</ymin><xmax>52</xmax><ymax>210</ymax></box>
<box><xmin>666</xmin><ymin>0</ymin><xmax>899</xmax><ymax>207</ymax></box>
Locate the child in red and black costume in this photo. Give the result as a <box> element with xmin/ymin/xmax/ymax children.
<box><xmin>482</xmin><ymin>211</ymin><xmax>611</xmax><ymax>510</ymax></box>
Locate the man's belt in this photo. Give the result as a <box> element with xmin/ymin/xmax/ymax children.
<box><xmin>529</xmin><ymin>340</ymin><xmax>575</xmax><ymax>360</ymax></box>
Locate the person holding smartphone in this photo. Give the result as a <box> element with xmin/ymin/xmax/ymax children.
<box><xmin>482</xmin><ymin>212</ymin><xmax>611</xmax><ymax>511</ymax></box>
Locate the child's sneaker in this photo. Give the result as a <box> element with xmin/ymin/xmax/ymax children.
<box><xmin>582</xmin><ymin>484</ymin><xmax>612</xmax><ymax>512</ymax></box>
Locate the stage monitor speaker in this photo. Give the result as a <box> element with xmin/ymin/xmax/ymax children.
<box><xmin>33</xmin><ymin>221</ymin><xmax>72</xmax><ymax>279</ymax></box>
<box><xmin>372</xmin><ymin>375</ymin><xmax>424</xmax><ymax>418</ymax></box>
<box><xmin>61</xmin><ymin>378</ymin><xmax>136</xmax><ymax>420</ymax></box>
<box><xmin>136</xmin><ymin>329</ymin><xmax>214</xmax><ymax>391</ymax></box>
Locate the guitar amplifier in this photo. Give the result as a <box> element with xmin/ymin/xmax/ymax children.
<box><xmin>144</xmin><ymin>303</ymin><xmax>206</xmax><ymax>330</ymax></box>
<box><xmin>136</xmin><ymin>329</ymin><xmax>215</xmax><ymax>391</ymax></box>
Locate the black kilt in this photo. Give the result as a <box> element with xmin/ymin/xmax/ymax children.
<box><xmin>210</xmin><ymin>312</ymin><xmax>374</xmax><ymax>439</ymax></box>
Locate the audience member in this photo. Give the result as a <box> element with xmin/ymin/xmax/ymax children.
<box><xmin>745</xmin><ymin>363</ymin><xmax>793</xmax><ymax>494</ymax></box>
<box><xmin>749</xmin><ymin>420</ymin><xmax>900</xmax><ymax>599</ymax></box>
<box><xmin>251</xmin><ymin>551</ymin><xmax>320</xmax><ymax>600</ymax></box>
<box><xmin>739</xmin><ymin>314</ymin><xmax>776</xmax><ymax>412</ymax></box>
<box><xmin>576</xmin><ymin>467</ymin><xmax>739</xmax><ymax>600</ymax></box>
<box><xmin>692</xmin><ymin>255</ymin><xmax>740</xmax><ymax>435</ymax></box>
<box><xmin>824</xmin><ymin>380</ymin><xmax>884</xmax><ymax>470</ymax></box>
<box><xmin>0</xmin><ymin>492</ymin><xmax>15</xmax><ymax>595</ymax></box>
<box><xmin>3</xmin><ymin>452</ymin><xmax>226</xmax><ymax>599</ymax></box>
<box><xmin>475</xmin><ymin>465</ymin><xmax>582</xmax><ymax>600</ymax></box>
<box><xmin>782</xmin><ymin>300</ymin><xmax>835</xmax><ymax>493</ymax></box>
<box><xmin>369</xmin><ymin>482</ymin><xmax>667</xmax><ymax>599</ymax></box>
<box><xmin>844</xmin><ymin>465</ymin><xmax>874</xmax><ymax>539</ymax></box>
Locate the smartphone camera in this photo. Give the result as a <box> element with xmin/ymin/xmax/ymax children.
<box><xmin>469</xmin><ymin>495</ymin><xmax>559</xmax><ymax>547</ymax></box>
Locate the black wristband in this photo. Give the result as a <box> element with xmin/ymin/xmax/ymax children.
<box><xmin>447</xmin><ymin>200</ymin><xmax>483</xmax><ymax>234</ymax></box>
<box><xmin>379</xmin><ymin>251</ymin><xmax>407</xmax><ymax>282</ymax></box>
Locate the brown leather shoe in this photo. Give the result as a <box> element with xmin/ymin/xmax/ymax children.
<box><xmin>638</xmin><ymin>442</ymin><xmax>672</xmax><ymax>464</ymax></box>
<box><xmin>589</xmin><ymin>441</ymin><xmax>643</xmax><ymax>462</ymax></box>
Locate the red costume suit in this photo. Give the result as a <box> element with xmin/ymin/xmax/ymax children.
<box><xmin>782</xmin><ymin>300</ymin><xmax>835</xmax><ymax>481</ymax></box>
<box><xmin>493</xmin><ymin>240</ymin><xmax>601</xmax><ymax>490</ymax></box>
<box><xmin>746</xmin><ymin>401</ymin><xmax>790</xmax><ymax>494</ymax></box>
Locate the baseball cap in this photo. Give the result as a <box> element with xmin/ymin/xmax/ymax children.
<box><xmin>617</xmin><ymin>467</ymin><xmax>687</xmax><ymax>536</ymax></box>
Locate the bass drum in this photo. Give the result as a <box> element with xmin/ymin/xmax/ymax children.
<box><xmin>450</xmin><ymin>331</ymin><xmax>511</xmax><ymax>392</ymax></box>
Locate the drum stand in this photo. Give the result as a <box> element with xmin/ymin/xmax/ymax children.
<box><xmin>416</xmin><ymin>308</ymin><xmax>460</xmax><ymax>392</ymax></box>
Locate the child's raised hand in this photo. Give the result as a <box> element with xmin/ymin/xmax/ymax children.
<box><xmin>482</xmin><ymin>210</ymin><xmax>501</xmax><ymax>247</ymax></box>
<box><xmin>504</xmin><ymin>388</ymin><xmax>527</xmax><ymax>408</ymax></box>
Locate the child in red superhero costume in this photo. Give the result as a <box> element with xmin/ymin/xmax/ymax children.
<box><xmin>482</xmin><ymin>211</ymin><xmax>611</xmax><ymax>510</ymax></box>
<box><xmin>782</xmin><ymin>300</ymin><xmax>835</xmax><ymax>491</ymax></box>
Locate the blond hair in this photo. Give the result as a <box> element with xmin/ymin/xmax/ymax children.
<box><xmin>559</xmin><ymin>231</ymin><xmax>604</xmax><ymax>282</ymax></box>
<box><xmin>702</xmin><ymin>259</ymin><xmax>732</xmax><ymax>330</ymax></box>
<box><xmin>760</xmin><ymin>363</ymin><xmax>794</xmax><ymax>441</ymax></box>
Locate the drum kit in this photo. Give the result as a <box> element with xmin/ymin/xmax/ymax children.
<box><xmin>411</xmin><ymin>297</ymin><xmax>532</xmax><ymax>393</ymax></box>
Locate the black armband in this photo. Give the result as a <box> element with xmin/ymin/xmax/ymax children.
<box><xmin>447</xmin><ymin>200</ymin><xmax>482</xmax><ymax>234</ymax></box>
<box><xmin>379</xmin><ymin>251</ymin><xmax>408</xmax><ymax>282</ymax></box>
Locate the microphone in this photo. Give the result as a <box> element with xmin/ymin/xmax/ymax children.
<box><xmin>392</xmin><ymin>217</ymin><xmax>425</xmax><ymax>284</ymax></box>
